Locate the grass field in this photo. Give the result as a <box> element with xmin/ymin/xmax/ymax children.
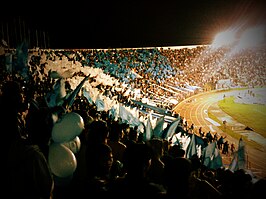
<box><xmin>218</xmin><ymin>96</ymin><xmax>266</xmax><ymax>138</ymax></box>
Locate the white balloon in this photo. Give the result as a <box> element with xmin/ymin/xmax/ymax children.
<box><xmin>63</xmin><ymin>136</ymin><xmax>81</xmax><ymax>154</ymax></box>
<box><xmin>52</xmin><ymin>112</ymin><xmax>84</xmax><ymax>143</ymax></box>
<box><xmin>48</xmin><ymin>143</ymin><xmax>77</xmax><ymax>178</ymax></box>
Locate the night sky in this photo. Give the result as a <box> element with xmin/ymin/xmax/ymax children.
<box><xmin>1</xmin><ymin>0</ymin><xmax>265</xmax><ymax>49</ymax></box>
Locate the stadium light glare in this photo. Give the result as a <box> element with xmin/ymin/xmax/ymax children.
<box><xmin>211</xmin><ymin>29</ymin><xmax>237</xmax><ymax>49</ymax></box>
<box><xmin>238</xmin><ymin>25</ymin><xmax>265</xmax><ymax>49</ymax></box>
<box><xmin>229</xmin><ymin>24</ymin><xmax>266</xmax><ymax>55</ymax></box>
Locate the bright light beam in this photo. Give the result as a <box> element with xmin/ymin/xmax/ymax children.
<box><xmin>229</xmin><ymin>24</ymin><xmax>266</xmax><ymax>55</ymax></box>
<box><xmin>238</xmin><ymin>25</ymin><xmax>265</xmax><ymax>49</ymax></box>
<box><xmin>211</xmin><ymin>29</ymin><xmax>237</xmax><ymax>49</ymax></box>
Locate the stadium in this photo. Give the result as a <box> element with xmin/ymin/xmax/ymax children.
<box><xmin>1</xmin><ymin>1</ymin><xmax>266</xmax><ymax>198</ymax></box>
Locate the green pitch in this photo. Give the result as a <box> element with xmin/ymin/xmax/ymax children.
<box><xmin>218</xmin><ymin>96</ymin><xmax>266</xmax><ymax>138</ymax></box>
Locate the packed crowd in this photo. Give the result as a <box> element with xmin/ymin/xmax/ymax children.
<box><xmin>0</xmin><ymin>42</ymin><xmax>265</xmax><ymax>198</ymax></box>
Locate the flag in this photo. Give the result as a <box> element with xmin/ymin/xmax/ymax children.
<box><xmin>143</xmin><ymin>116</ymin><xmax>153</xmax><ymax>141</ymax></box>
<box><xmin>82</xmin><ymin>88</ymin><xmax>94</xmax><ymax>105</ymax></box>
<box><xmin>237</xmin><ymin>138</ymin><xmax>246</xmax><ymax>170</ymax></box>
<box><xmin>202</xmin><ymin>141</ymin><xmax>223</xmax><ymax>169</ymax></box>
<box><xmin>109</xmin><ymin>104</ymin><xmax>118</xmax><ymax>120</ymax></box>
<box><xmin>13</xmin><ymin>41</ymin><xmax>29</xmax><ymax>80</ymax></box>
<box><xmin>153</xmin><ymin>115</ymin><xmax>165</xmax><ymax>138</ymax></box>
<box><xmin>118</xmin><ymin>104</ymin><xmax>141</xmax><ymax>127</ymax></box>
<box><xmin>95</xmin><ymin>94</ymin><xmax>105</xmax><ymax>112</ymax></box>
<box><xmin>228</xmin><ymin>137</ymin><xmax>247</xmax><ymax>171</ymax></box>
<box><xmin>161</xmin><ymin>117</ymin><xmax>180</xmax><ymax>139</ymax></box>
<box><xmin>228</xmin><ymin>152</ymin><xmax>238</xmax><ymax>171</ymax></box>
<box><xmin>171</xmin><ymin>134</ymin><xmax>181</xmax><ymax>147</ymax></box>
<box><xmin>45</xmin><ymin>78</ymin><xmax>66</xmax><ymax>108</ymax></box>
<box><xmin>49</xmin><ymin>70</ymin><xmax>62</xmax><ymax>79</ymax></box>
<box><xmin>195</xmin><ymin>134</ymin><xmax>207</xmax><ymax>148</ymax></box>
<box><xmin>186</xmin><ymin>133</ymin><xmax>197</xmax><ymax>159</ymax></box>
<box><xmin>63</xmin><ymin>76</ymin><xmax>88</xmax><ymax>108</ymax></box>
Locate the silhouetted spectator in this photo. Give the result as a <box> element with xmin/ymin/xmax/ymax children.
<box><xmin>109</xmin><ymin>142</ymin><xmax>166</xmax><ymax>198</ymax></box>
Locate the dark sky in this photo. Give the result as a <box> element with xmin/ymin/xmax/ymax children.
<box><xmin>1</xmin><ymin>0</ymin><xmax>265</xmax><ymax>49</ymax></box>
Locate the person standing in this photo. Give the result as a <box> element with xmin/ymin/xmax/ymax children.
<box><xmin>2</xmin><ymin>81</ymin><xmax>54</xmax><ymax>199</ymax></box>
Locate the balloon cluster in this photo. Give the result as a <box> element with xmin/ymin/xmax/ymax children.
<box><xmin>48</xmin><ymin>112</ymin><xmax>84</xmax><ymax>180</ymax></box>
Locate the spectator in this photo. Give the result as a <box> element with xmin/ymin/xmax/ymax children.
<box><xmin>163</xmin><ymin>157</ymin><xmax>192</xmax><ymax>198</ymax></box>
<box><xmin>109</xmin><ymin>142</ymin><xmax>166</xmax><ymax>198</ymax></box>
<box><xmin>2</xmin><ymin>81</ymin><xmax>54</xmax><ymax>199</ymax></box>
<box><xmin>147</xmin><ymin>138</ymin><xmax>165</xmax><ymax>185</ymax></box>
<box><xmin>222</xmin><ymin>141</ymin><xmax>229</xmax><ymax>155</ymax></box>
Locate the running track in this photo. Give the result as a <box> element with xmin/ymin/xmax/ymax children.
<box><xmin>173</xmin><ymin>89</ymin><xmax>266</xmax><ymax>179</ymax></box>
